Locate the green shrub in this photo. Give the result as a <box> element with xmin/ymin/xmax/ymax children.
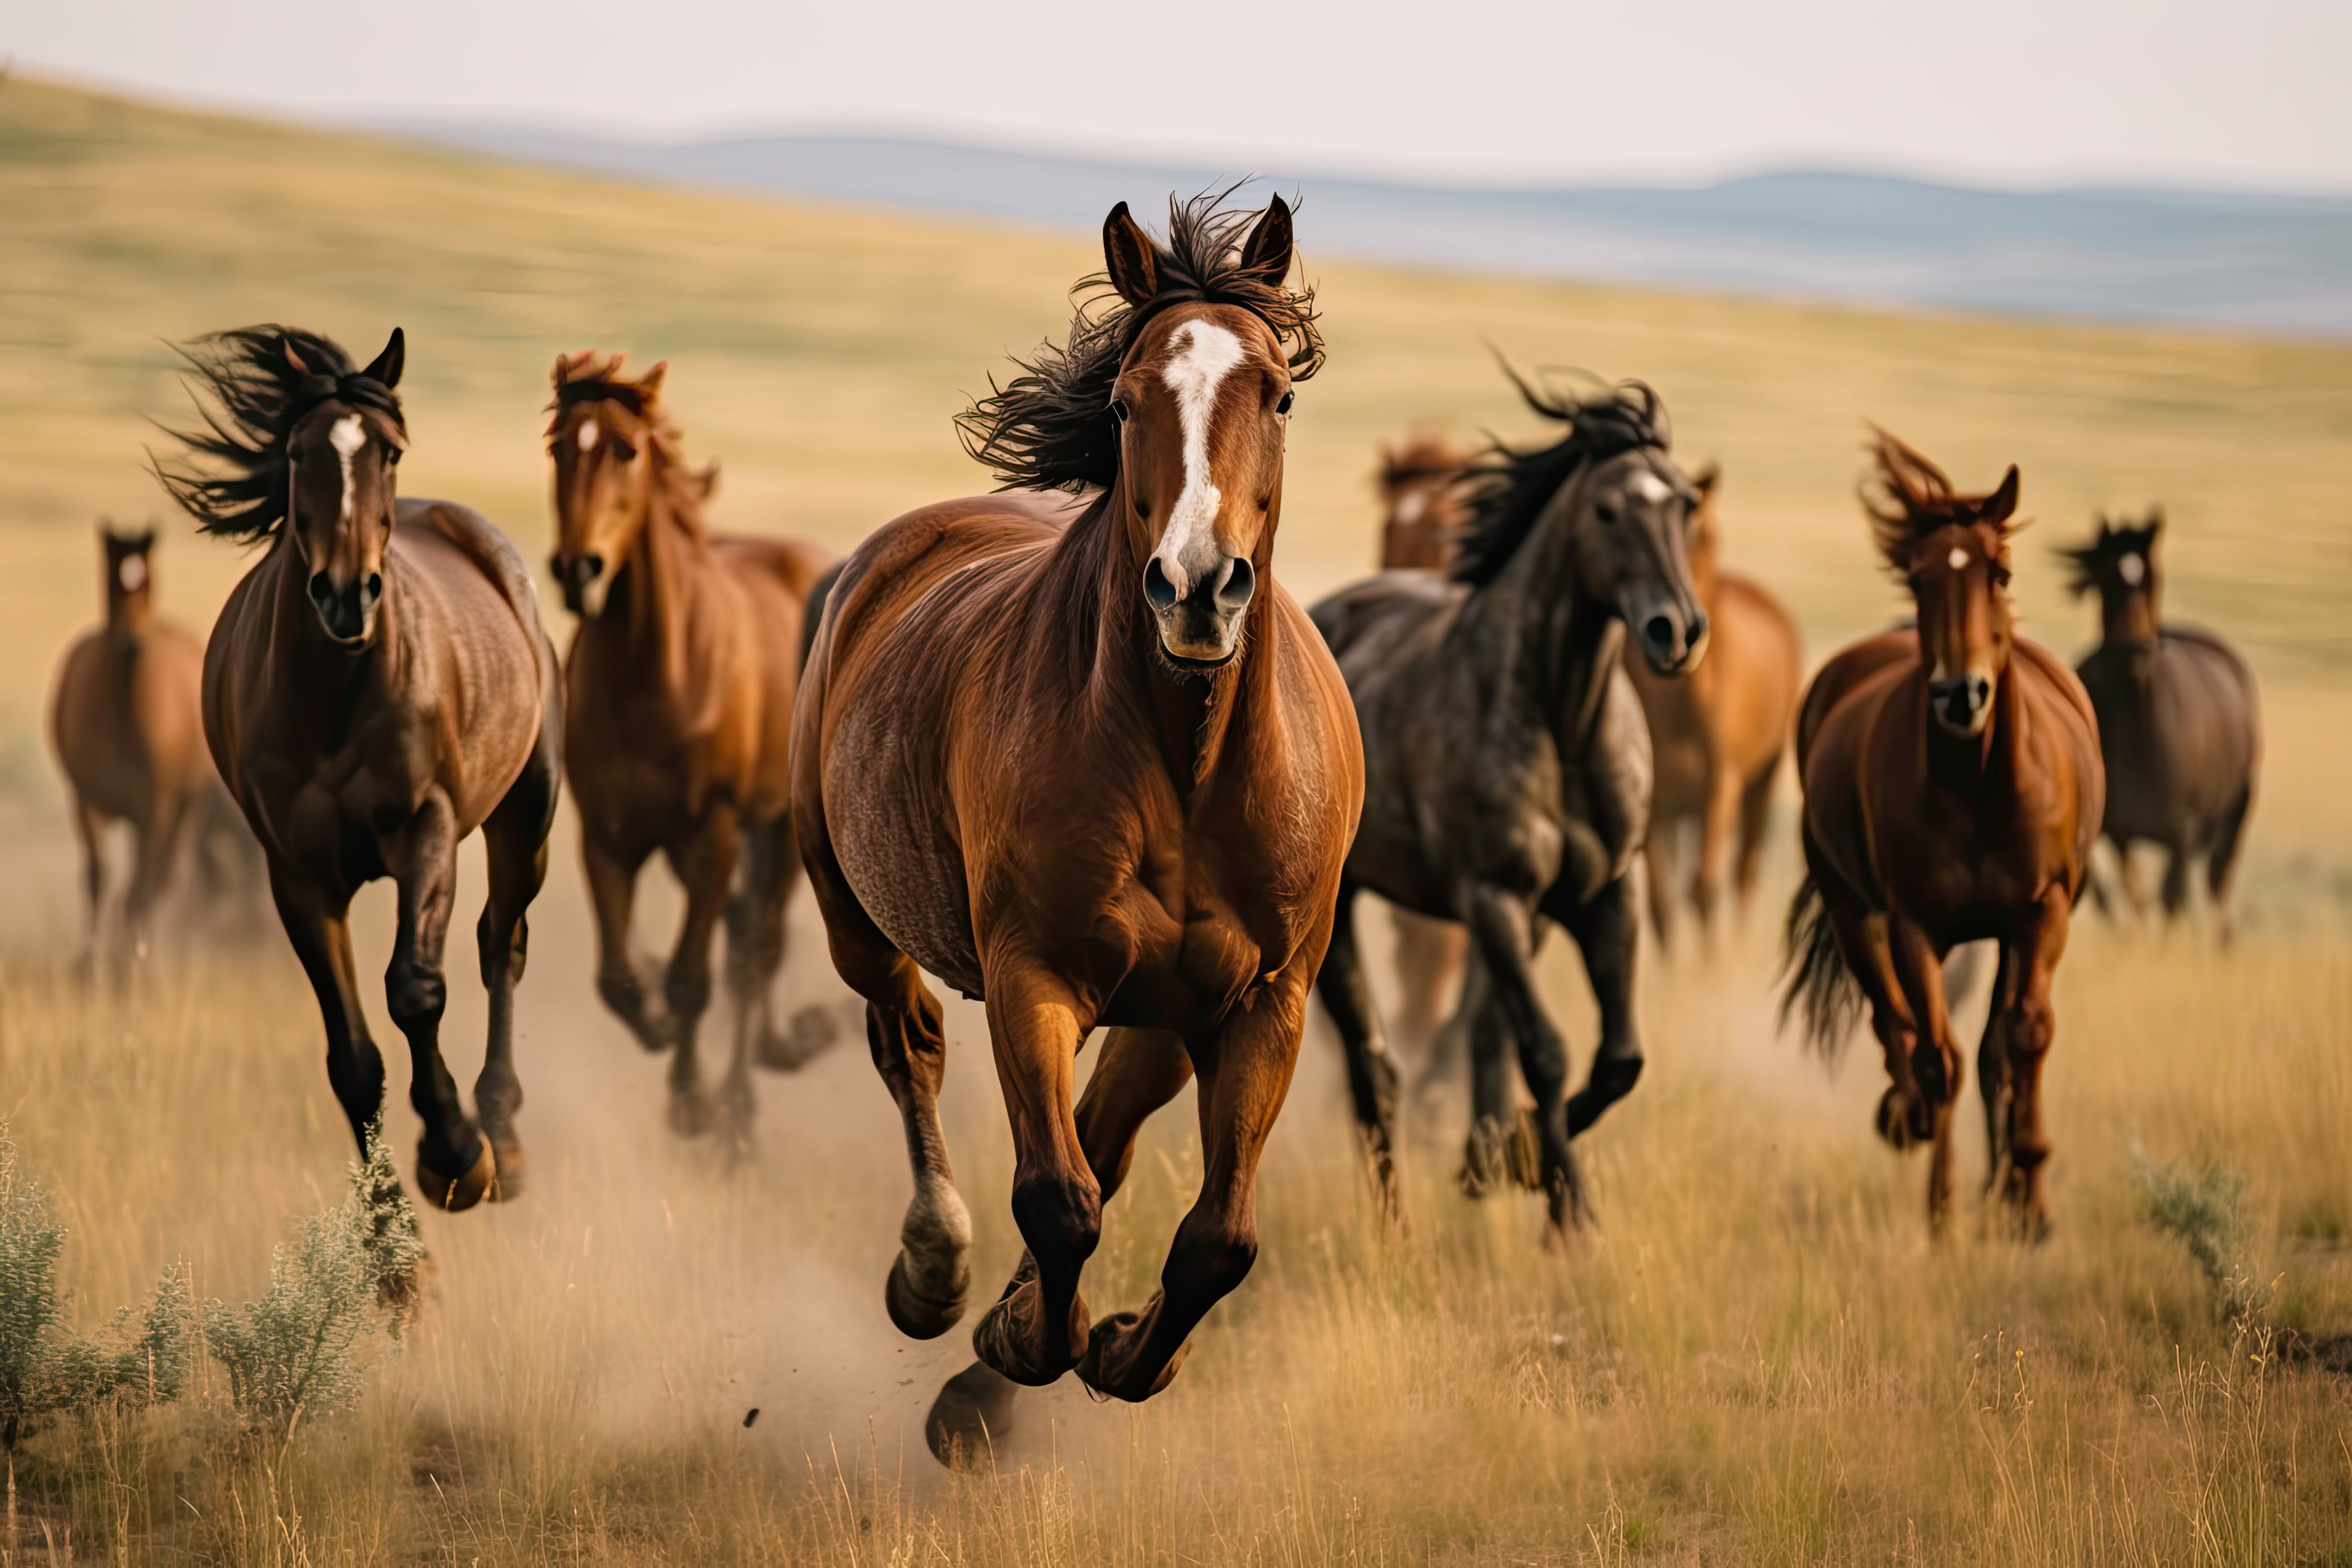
<box><xmin>2130</xmin><ymin>1143</ymin><xmax>2271</xmax><ymax>1326</ymax></box>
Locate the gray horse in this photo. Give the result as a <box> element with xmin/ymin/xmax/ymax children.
<box><xmin>1310</xmin><ymin>374</ymin><xmax>1706</xmax><ymax>1233</ymax></box>
<box><xmin>2061</xmin><ymin>511</ymin><xmax>2259</xmax><ymax>936</ymax></box>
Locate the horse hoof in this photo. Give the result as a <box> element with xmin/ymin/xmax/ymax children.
<box><xmin>971</xmin><ymin>1287</ymin><xmax>1086</xmax><ymax>1388</ymax></box>
<box><xmin>486</xmin><ymin>1141</ymin><xmax>526</xmax><ymax>1201</ymax></box>
<box><xmin>1873</xmin><ymin>1089</ymin><xmax>1918</xmax><ymax>1151</ymax></box>
<box><xmin>924</xmin><ymin>1361</ymin><xmax>1019</xmax><ymax>1469</ymax></box>
<box><xmin>756</xmin><ymin>1005</ymin><xmax>841</xmax><ymax>1072</ymax></box>
<box><xmin>1076</xmin><ymin>1312</ymin><xmax>1187</xmax><ymax>1403</ymax></box>
<box><xmin>416</xmin><ymin>1139</ymin><xmax>497</xmax><ymax>1213</ymax></box>
<box><xmin>668</xmin><ymin>1086</ymin><xmax>714</xmax><ymax>1139</ymax></box>
<box><xmin>1564</xmin><ymin>1056</ymin><xmax>1644</xmax><ymax>1136</ymax></box>
<box><xmin>886</xmin><ymin>1249</ymin><xmax>969</xmax><ymax>1340</ymax></box>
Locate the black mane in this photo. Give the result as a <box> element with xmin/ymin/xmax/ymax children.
<box><xmin>956</xmin><ymin>189</ymin><xmax>1323</xmax><ymax>494</ymax></box>
<box><xmin>152</xmin><ymin>326</ymin><xmax>405</xmax><ymax>540</ymax></box>
<box><xmin>1451</xmin><ymin>370</ymin><xmax>1671</xmax><ymax>588</ymax></box>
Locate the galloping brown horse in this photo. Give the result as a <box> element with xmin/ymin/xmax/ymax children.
<box><xmin>159</xmin><ymin>326</ymin><xmax>561</xmax><ymax>1208</ymax></box>
<box><xmin>2058</xmin><ymin>511</ymin><xmax>2259</xmax><ymax>937</ymax></box>
<box><xmin>1782</xmin><ymin>432</ymin><xmax>2102</xmax><ymax>1236</ymax></box>
<box><xmin>50</xmin><ymin>524</ymin><xmax>254</xmax><ymax>978</ymax></box>
<box><xmin>1624</xmin><ymin>468</ymin><xmax>1802</xmax><ymax>947</ymax></box>
<box><xmin>546</xmin><ymin>354</ymin><xmax>837</xmax><ymax>1140</ymax></box>
<box><xmin>794</xmin><ymin>193</ymin><xmax>1359</xmax><ymax>1451</ymax></box>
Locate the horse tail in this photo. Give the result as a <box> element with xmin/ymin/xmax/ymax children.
<box><xmin>799</xmin><ymin>558</ymin><xmax>848</xmax><ymax>673</ymax></box>
<box><xmin>1777</xmin><ymin>873</ymin><xmax>1864</xmax><ymax>1063</ymax></box>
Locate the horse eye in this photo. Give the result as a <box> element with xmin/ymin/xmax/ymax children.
<box><xmin>1275</xmin><ymin>390</ymin><xmax>1294</xmax><ymax>416</ymax></box>
<box><xmin>609</xmin><ymin>438</ymin><xmax>637</xmax><ymax>463</ymax></box>
<box><xmin>1594</xmin><ymin>503</ymin><xmax>1618</xmax><ymax>525</ymax></box>
<box><xmin>1109</xmin><ymin>397</ymin><xmax>1131</xmax><ymax>424</ymax></box>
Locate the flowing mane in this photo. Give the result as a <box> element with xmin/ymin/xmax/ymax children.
<box><xmin>1451</xmin><ymin>371</ymin><xmax>1671</xmax><ymax>588</ymax></box>
<box><xmin>1862</xmin><ymin>427</ymin><xmax>2019</xmax><ymax>574</ymax></box>
<box><xmin>153</xmin><ymin>327</ymin><xmax>406</xmax><ymax>541</ymax></box>
<box><xmin>2057</xmin><ymin>509</ymin><xmax>2162</xmax><ymax>598</ymax></box>
<box><xmin>956</xmin><ymin>189</ymin><xmax>1324</xmax><ymax>494</ymax></box>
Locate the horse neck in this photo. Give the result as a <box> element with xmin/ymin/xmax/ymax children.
<box><xmin>105</xmin><ymin>591</ymin><xmax>152</xmax><ymax>644</ymax></box>
<box><xmin>602</xmin><ymin>461</ymin><xmax>714</xmax><ymax>710</ymax></box>
<box><xmin>1456</xmin><ymin>489</ymin><xmax>1616</xmax><ymax>745</ymax></box>
<box><xmin>2100</xmin><ymin>588</ymin><xmax>2160</xmax><ymax>650</ymax></box>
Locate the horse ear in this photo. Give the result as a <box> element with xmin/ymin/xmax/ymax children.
<box><xmin>1692</xmin><ymin>462</ymin><xmax>1721</xmax><ymax>499</ymax></box>
<box><xmin>639</xmin><ymin>361</ymin><xmax>668</xmax><ymax>401</ymax></box>
<box><xmin>1102</xmin><ymin>202</ymin><xmax>1159</xmax><ymax>307</ymax></box>
<box><xmin>362</xmin><ymin>327</ymin><xmax>405</xmax><ymax>390</ymax></box>
<box><xmin>697</xmin><ymin>461</ymin><xmax>719</xmax><ymax>500</ymax></box>
<box><xmin>133</xmin><ymin>526</ymin><xmax>156</xmax><ymax>549</ymax></box>
<box><xmin>2145</xmin><ymin>504</ymin><xmax>2165</xmax><ymax>535</ymax></box>
<box><xmin>1238</xmin><ymin>193</ymin><xmax>1295</xmax><ymax>283</ymax></box>
<box><xmin>1979</xmin><ymin>465</ymin><xmax>2021</xmax><ymax>528</ymax></box>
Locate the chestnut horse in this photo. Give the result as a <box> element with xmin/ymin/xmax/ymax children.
<box><xmin>2058</xmin><ymin>511</ymin><xmax>2258</xmax><ymax>937</ymax></box>
<box><xmin>50</xmin><ymin>524</ymin><xmax>255</xmax><ymax>978</ymax></box>
<box><xmin>793</xmin><ymin>194</ymin><xmax>1358</xmax><ymax>1455</ymax></box>
<box><xmin>1782</xmin><ymin>432</ymin><xmax>2102</xmax><ymax>1236</ymax></box>
<box><xmin>1624</xmin><ymin>467</ymin><xmax>1803</xmax><ymax>947</ymax></box>
<box><xmin>546</xmin><ymin>354</ymin><xmax>837</xmax><ymax>1142</ymax></box>
<box><xmin>1313</xmin><ymin>374</ymin><xmax>1706</xmax><ymax>1232</ymax></box>
<box><xmin>159</xmin><ymin>327</ymin><xmax>561</xmax><ymax>1208</ymax></box>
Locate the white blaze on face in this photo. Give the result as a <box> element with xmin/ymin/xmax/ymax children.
<box><xmin>1632</xmin><ymin>470</ymin><xmax>1671</xmax><ymax>504</ymax></box>
<box><xmin>116</xmin><ymin>554</ymin><xmax>147</xmax><ymax>593</ymax></box>
<box><xmin>1395</xmin><ymin>490</ymin><xmax>1427</xmax><ymax>525</ymax></box>
<box><xmin>1152</xmin><ymin>319</ymin><xmax>1245</xmax><ymax>600</ymax></box>
<box><xmin>329</xmin><ymin>414</ymin><xmax>367</xmax><ymax>528</ymax></box>
<box><xmin>2118</xmin><ymin>552</ymin><xmax>2145</xmax><ymax>587</ymax></box>
<box><xmin>577</xmin><ymin>421</ymin><xmax>600</xmax><ymax>452</ymax></box>
<box><xmin>1948</xmin><ymin>545</ymin><xmax>1969</xmax><ymax>571</ymax></box>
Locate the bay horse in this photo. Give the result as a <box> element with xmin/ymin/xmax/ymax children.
<box><xmin>49</xmin><ymin>524</ymin><xmax>252</xmax><ymax>978</ymax></box>
<box><xmin>1311</xmin><ymin>372</ymin><xmax>1707</xmax><ymax>1233</ymax></box>
<box><xmin>1623</xmin><ymin>467</ymin><xmax>1803</xmax><ymax>948</ymax></box>
<box><xmin>1781</xmin><ymin>431</ymin><xmax>2102</xmax><ymax>1237</ymax></box>
<box><xmin>793</xmin><ymin>193</ymin><xmax>1358</xmax><ymax>1452</ymax></box>
<box><xmin>546</xmin><ymin>353</ymin><xmax>837</xmax><ymax>1141</ymax></box>
<box><xmin>2058</xmin><ymin>511</ymin><xmax>2258</xmax><ymax>938</ymax></box>
<box><xmin>157</xmin><ymin>326</ymin><xmax>561</xmax><ymax>1209</ymax></box>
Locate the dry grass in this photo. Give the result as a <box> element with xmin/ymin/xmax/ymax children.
<box><xmin>0</xmin><ymin>72</ymin><xmax>2347</xmax><ymax>1565</ymax></box>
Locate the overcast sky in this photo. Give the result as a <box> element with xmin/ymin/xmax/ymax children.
<box><xmin>11</xmin><ymin>0</ymin><xmax>2350</xmax><ymax>191</ymax></box>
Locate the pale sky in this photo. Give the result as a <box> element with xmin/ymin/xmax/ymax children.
<box><xmin>10</xmin><ymin>0</ymin><xmax>2350</xmax><ymax>191</ymax></box>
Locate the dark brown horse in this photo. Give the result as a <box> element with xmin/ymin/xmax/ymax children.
<box><xmin>1782</xmin><ymin>432</ymin><xmax>2102</xmax><ymax>1236</ymax></box>
<box><xmin>1313</xmin><ymin>373</ymin><xmax>1706</xmax><ymax>1233</ymax></box>
<box><xmin>2058</xmin><ymin>511</ymin><xmax>2258</xmax><ymax>937</ymax></box>
<box><xmin>50</xmin><ymin>524</ymin><xmax>256</xmax><ymax>978</ymax></box>
<box><xmin>1624</xmin><ymin>467</ymin><xmax>1803</xmax><ymax>947</ymax></box>
<box><xmin>158</xmin><ymin>327</ymin><xmax>561</xmax><ymax>1209</ymax></box>
<box><xmin>546</xmin><ymin>353</ymin><xmax>837</xmax><ymax>1141</ymax></box>
<box><xmin>793</xmin><ymin>193</ymin><xmax>1359</xmax><ymax>1454</ymax></box>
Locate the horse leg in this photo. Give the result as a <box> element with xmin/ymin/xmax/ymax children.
<box><xmin>737</xmin><ymin>813</ymin><xmax>837</xmax><ymax>1074</ymax></box>
<box><xmin>1389</xmin><ymin>906</ymin><xmax>1461</xmax><ymax>1063</ymax></box>
<box><xmin>69</xmin><ymin>797</ymin><xmax>105</xmax><ymax>987</ymax></box>
<box><xmin>473</xmin><ymin>719</ymin><xmax>556</xmax><ymax>1200</ymax></box>
<box><xmin>1996</xmin><ymin>891</ymin><xmax>2070</xmax><ymax>1240</ymax></box>
<box><xmin>1555</xmin><ymin>872</ymin><xmax>1644</xmax><ymax>1139</ymax></box>
<box><xmin>384</xmin><ymin>792</ymin><xmax>494</xmax><ymax>1211</ymax></box>
<box><xmin>1079</xmin><ymin>996</ymin><xmax>1300</xmax><ymax>1403</ymax></box>
<box><xmin>2205</xmin><ymin>787</ymin><xmax>2253</xmax><ymax>946</ymax></box>
<box><xmin>1887</xmin><ymin>915</ymin><xmax>1962</xmax><ymax>1233</ymax></box>
<box><xmin>1642</xmin><ymin>828</ymin><xmax>1675</xmax><ymax>953</ymax></box>
<box><xmin>1975</xmin><ymin>944</ymin><xmax>2021</xmax><ymax>1200</ymax></box>
<box><xmin>1694</xmin><ymin>771</ymin><xmax>1744</xmax><ymax>940</ymax></box>
<box><xmin>1410</xmin><ymin>925</ymin><xmax>1472</xmax><ymax>1108</ymax></box>
<box><xmin>1308</xmin><ymin>883</ymin><xmax>1403</xmax><ymax>1221</ymax></box>
<box><xmin>1461</xmin><ymin>886</ymin><xmax>1582</xmax><ymax>1232</ymax></box>
<box><xmin>1455</xmin><ymin>956</ymin><xmax>1528</xmax><ymax>1195</ymax></box>
<box><xmin>1731</xmin><ymin>760</ymin><xmax>1777</xmax><ymax>918</ymax></box>
<box><xmin>1820</xmin><ymin>892</ymin><xmax>1929</xmax><ymax>1149</ymax></box>
<box><xmin>584</xmin><ymin>834</ymin><xmax>668</xmax><ymax>1052</ymax></box>
<box><xmin>2159</xmin><ymin>837</ymin><xmax>2192</xmax><ymax>923</ymax></box>
<box><xmin>927</xmin><ymin>1027</ymin><xmax>1193</xmax><ymax>1467</ymax></box>
<box><xmin>269</xmin><ymin>869</ymin><xmax>386</xmax><ymax>1158</ymax></box>
<box><xmin>2113</xmin><ymin>838</ymin><xmax>2151</xmax><ymax>922</ymax></box>
<box><xmin>120</xmin><ymin>793</ymin><xmax>192</xmax><ymax>983</ymax></box>
<box><xmin>969</xmin><ymin>966</ymin><xmax>1098</xmax><ymax>1387</ymax></box>
<box><xmin>659</xmin><ymin>808</ymin><xmax>740</xmax><ymax>1138</ymax></box>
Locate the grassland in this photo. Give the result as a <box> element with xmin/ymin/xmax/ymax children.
<box><xmin>0</xmin><ymin>73</ymin><xmax>2347</xmax><ymax>1565</ymax></box>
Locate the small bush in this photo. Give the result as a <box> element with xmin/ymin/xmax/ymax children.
<box><xmin>0</xmin><ymin>1131</ymin><xmax>192</xmax><ymax>1448</ymax></box>
<box><xmin>207</xmin><ymin>1129</ymin><xmax>424</xmax><ymax>1435</ymax></box>
<box><xmin>2130</xmin><ymin>1143</ymin><xmax>2271</xmax><ymax>1326</ymax></box>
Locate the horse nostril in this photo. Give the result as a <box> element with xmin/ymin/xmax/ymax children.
<box><xmin>361</xmin><ymin>573</ymin><xmax>383</xmax><ymax>605</ymax></box>
<box><xmin>1686</xmin><ymin>611</ymin><xmax>1710</xmax><ymax>651</ymax></box>
<box><xmin>1214</xmin><ymin>556</ymin><xmax>1256</xmax><ymax>612</ymax></box>
<box><xmin>576</xmin><ymin>554</ymin><xmax>604</xmax><ymax>587</ymax></box>
<box><xmin>308</xmin><ymin>571</ymin><xmax>334</xmax><ymax>606</ymax></box>
<box><xmin>1142</xmin><ymin>558</ymin><xmax>1179</xmax><ymax>613</ymax></box>
<box><xmin>1643</xmin><ymin>614</ymin><xmax>1677</xmax><ymax>655</ymax></box>
<box><xmin>1971</xmin><ymin>676</ymin><xmax>1991</xmax><ymax>708</ymax></box>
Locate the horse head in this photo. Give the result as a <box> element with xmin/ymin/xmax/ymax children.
<box><xmin>2060</xmin><ymin>508</ymin><xmax>2162</xmax><ymax>646</ymax></box>
<box><xmin>1376</xmin><ymin>433</ymin><xmax>1473</xmax><ymax>572</ymax></box>
<box><xmin>278</xmin><ymin>330</ymin><xmax>407</xmax><ymax>645</ymax></box>
<box><xmin>1867</xmin><ymin>428</ymin><xmax>2021</xmax><ymax>739</ymax></box>
<box><xmin>99</xmin><ymin>521</ymin><xmax>157</xmax><ymax>629</ymax></box>
<box><xmin>548</xmin><ymin>353</ymin><xmax>702</xmax><ymax>619</ymax></box>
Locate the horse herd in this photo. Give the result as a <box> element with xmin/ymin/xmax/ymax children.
<box><xmin>48</xmin><ymin>191</ymin><xmax>2261</xmax><ymax>1459</ymax></box>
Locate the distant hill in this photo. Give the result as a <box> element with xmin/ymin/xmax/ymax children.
<box><xmin>380</xmin><ymin>124</ymin><xmax>2352</xmax><ymax>339</ymax></box>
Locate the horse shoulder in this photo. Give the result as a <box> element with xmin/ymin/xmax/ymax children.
<box><xmin>1797</xmin><ymin>632</ymin><xmax>1914</xmax><ymax>775</ymax></box>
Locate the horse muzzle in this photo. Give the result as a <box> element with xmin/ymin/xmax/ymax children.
<box><xmin>308</xmin><ymin>570</ymin><xmax>381</xmax><ymax>645</ymax></box>
<box><xmin>1929</xmin><ymin>673</ymin><xmax>1994</xmax><ymax>736</ymax></box>
<box><xmin>1633</xmin><ymin>603</ymin><xmax>1708</xmax><ymax>677</ymax></box>
<box><xmin>1143</xmin><ymin>552</ymin><xmax>1254</xmax><ymax>667</ymax></box>
<box><xmin>553</xmin><ymin>552</ymin><xmax>610</xmax><ymax>618</ymax></box>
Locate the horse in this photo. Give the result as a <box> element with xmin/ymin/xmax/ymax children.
<box><xmin>2058</xmin><ymin>510</ymin><xmax>2258</xmax><ymax>938</ymax></box>
<box><xmin>49</xmin><ymin>524</ymin><xmax>257</xmax><ymax>979</ymax></box>
<box><xmin>156</xmin><ymin>326</ymin><xmax>562</xmax><ymax>1209</ymax></box>
<box><xmin>791</xmin><ymin>192</ymin><xmax>1359</xmax><ymax>1457</ymax></box>
<box><xmin>1622</xmin><ymin>466</ymin><xmax>1803</xmax><ymax>948</ymax></box>
<box><xmin>546</xmin><ymin>353</ymin><xmax>838</xmax><ymax>1142</ymax></box>
<box><xmin>1310</xmin><ymin>372</ymin><xmax>1707</xmax><ymax>1234</ymax></box>
<box><xmin>1781</xmin><ymin>431</ymin><xmax>2102</xmax><ymax>1237</ymax></box>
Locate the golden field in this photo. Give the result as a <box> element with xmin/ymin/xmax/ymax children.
<box><xmin>1</xmin><ymin>73</ymin><xmax>2348</xmax><ymax>1564</ymax></box>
